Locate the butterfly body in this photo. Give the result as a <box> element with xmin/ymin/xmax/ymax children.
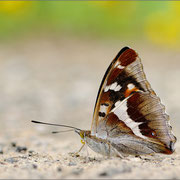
<box><xmin>79</xmin><ymin>47</ymin><xmax>176</xmax><ymax>156</ymax></box>
<box><xmin>77</xmin><ymin>130</ymin><xmax>119</xmax><ymax>157</ymax></box>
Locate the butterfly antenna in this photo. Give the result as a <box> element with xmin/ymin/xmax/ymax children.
<box><xmin>52</xmin><ymin>129</ymin><xmax>74</xmax><ymax>134</ymax></box>
<box><xmin>31</xmin><ymin>120</ymin><xmax>81</xmax><ymax>131</ymax></box>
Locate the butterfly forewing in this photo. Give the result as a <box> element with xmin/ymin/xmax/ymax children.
<box><xmin>92</xmin><ymin>47</ymin><xmax>153</xmax><ymax>134</ymax></box>
<box><xmin>91</xmin><ymin>47</ymin><xmax>176</xmax><ymax>154</ymax></box>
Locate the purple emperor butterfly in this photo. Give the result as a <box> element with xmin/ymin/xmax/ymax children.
<box><xmin>32</xmin><ymin>47</ymin><xmax>176</xmax><ymax>157</ymax></box>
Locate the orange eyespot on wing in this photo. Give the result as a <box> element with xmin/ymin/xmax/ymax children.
<box><xmin>124</xmin><ymin>84</ymin><xmax>139</xmax><ymax>98</ymax></box>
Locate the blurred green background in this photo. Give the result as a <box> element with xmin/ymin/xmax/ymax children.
<box><xmin>0</xmin><ymin>1</ymin><xmax>179</xmax><ymax>134</ymax></box>
<box><xmin>0</xmin><ymin>1</ymin><xmax>180</xmax><ymax>49</ymax></box>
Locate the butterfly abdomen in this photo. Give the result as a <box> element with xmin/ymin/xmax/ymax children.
<box><xmin>84</xmin><ymin>132</ymin><xmax>121</xmax><ymax>157</ymax></box>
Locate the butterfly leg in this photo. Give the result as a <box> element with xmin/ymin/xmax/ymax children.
<box><xmin>70</xmin><ymin>140</ymin><xmax>85</xmax><ymax>157</ymax></box>
<box><xmin>75</xmin><ymin>140</ymin><xmax>90</xmax><ymax>162</ymax></box>
<box><xmin>85</xmin><ymin>143</ymin><xmax>90</xmax><ymax>163</ymax></box>
<box><xmin>108</xmin><ymin>143</ymin><xmax>111</xmax><ymax>158</ymax></box>
<box><xmin>107</xmin><ymin>142</ymin><xmax>124</xmax><ymax>158</ymax></box>
<box><xmin>112</xmin><ymin>145</ymin><xmax>124</xmax><ymax>158</ymax></box>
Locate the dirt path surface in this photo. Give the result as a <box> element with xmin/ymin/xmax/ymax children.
<box><xmin>0</xmin><ymin>38</ymin><xmax>180</xmax><ymax>179</ymax></box>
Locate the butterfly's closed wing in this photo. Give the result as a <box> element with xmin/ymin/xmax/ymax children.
<box><xmin>91</xmin><ymin>47</ymin><xmax>176</xmax><ymax>155</ymax></box>
<box><xmin>91</xmin><ymin>47</ymin><xmax>153</xmax><ymax>134</ymax></box>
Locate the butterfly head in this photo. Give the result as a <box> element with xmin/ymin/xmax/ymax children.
<box><xmin>74</xmin><ymin>129</ymin><xmax>86</xmax><ymax>144</ymax></box>
<box><xmin>74</xmin><ymin>129</ymin><xmax>93</xmax><ymax>145</ymax></box>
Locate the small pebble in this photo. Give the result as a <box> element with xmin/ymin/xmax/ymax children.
<box><xmin>68</xmin><ymin>161</ymin><xmax>77</xmax><ymax>166</ymax></box>
<box><xmin>99</xmin><ymin>166</ymin><xmax>131</xmax><ymax>177</ymax></box>
<box><xmin>0</xmin><ymin>148</ymin><xmax>3</xmax><ymax>154</ymax></box>
<box><xmin>16</xmin><ymin>146</ymin><xmax>27</xmax><ymax>153</ymax></box>
<box><xmin>5</xmin><ymin>157</ymin><xmax>18</xmax><ymax>163</ymax></box>
<box><xmin>99</xmin><ymin>172</ymin><xmax>108</xmax><ymax>177</ymax></box>
<box><xmin>11</xmin><ymin>142</ymin><xmax>16</xmax><ymax>147</ymax></box>
<box><xmin>0</xmin><ymin>161</ymin><xmax>6</xmax><ymax>165</ymax></box>
<box><xmin>0</xmin><ymin>144</ymin><xmax>4</xmax><ymax>154</ymax></box>
<box><xmin>28</xmin><ymin>150</ymin><xmax>36</xmax><ymax>156</ymax></box>
<box><xmin>143</xmin><ymin>158</ymin><xmax>151</xmax><ymax>161</ymax></box>
<box><xmin>0</xmin><ymin>151</ymin><xmax>3</xmax><ymax>154</ymax></box>
<box><xmin>72</xmin><ymin>168</ymin><xmax>83</xmax><ymax>175</ymax></box>
<box><xmin>28</xmin><ymin>150</ymin><xmax>34</xmax><ymax>154</ymax></box>
<box><xmin>32</xmin><ymin>164</ymin><xmax>38</xmax><ymax>169</ymax></box>
<box><xmin>57</xmin><ymin>167</ymin><xmax>62</xmax><ymax>172</ymax></box>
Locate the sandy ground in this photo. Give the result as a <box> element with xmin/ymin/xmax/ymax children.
<box><xmin>0</xmin><ymin>37</ymin><xmax>180</xmax><ymax>179</ymax></box>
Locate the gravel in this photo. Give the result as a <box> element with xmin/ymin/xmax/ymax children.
<box><xmin>0</xmin><ymin>38</ymin><xmax>179</xmax><ymax>179</ymax></box>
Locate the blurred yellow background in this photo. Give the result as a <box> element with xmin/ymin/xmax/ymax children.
<box><xmin>0</xmin><ymin>1</ymin><xmax>180</xmax><ymax>49</ymax></box>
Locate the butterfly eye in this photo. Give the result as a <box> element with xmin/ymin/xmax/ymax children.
<box><xmin>79</xmin><ymin>131</ymin><xmax>84</xmax><ymax>139</ymax></box>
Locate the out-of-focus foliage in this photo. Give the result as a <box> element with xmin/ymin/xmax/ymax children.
<box><xmin>0</xmin><ymin>1</ymin><xmax>179</xmax><ymax>48</ymax></box>
<box><xmin>145</xmin><ymin>2</ymin><xmax>180</xmax><ymax>48</ymax></box>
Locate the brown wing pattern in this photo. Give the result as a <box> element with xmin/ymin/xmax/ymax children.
<box><xmin>91</xmin><ymin>47</ymin><xmax>176</xmax><ymax>154</ymax></box>
<box><xmin>107</xmin><ymin>92</ymin><xmax>176</xmax><ymax>153</ymax></box>
<box><xmin>91</xmin><ymin>47</ymin><xmax>154</xmax><ymax>134</ymax></box>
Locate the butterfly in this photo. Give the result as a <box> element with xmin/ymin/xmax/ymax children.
<box><xmin>32</xmin><ymin>47</ymin><xmax>176</xmax><ymax>157</ymax></box>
